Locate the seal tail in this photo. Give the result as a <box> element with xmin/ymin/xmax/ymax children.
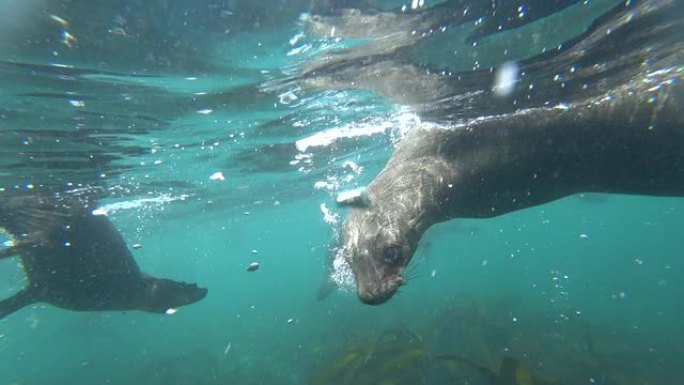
<box><xmin>0</xmin><ymin>289</ymin><xmax>37</xmax><ymax>320</ymax></box>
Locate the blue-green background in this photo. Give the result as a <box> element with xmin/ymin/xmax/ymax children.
<box><xmin>1</xmin><ymin>0</ymin><xmax>682</xmax><ymax>384</ymax></box>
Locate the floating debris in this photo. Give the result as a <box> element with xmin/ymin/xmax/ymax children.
<box><xmin>209</xmin><ymin>171</ymin><xmax>225</xmax><ymax>181</ymax></box>
<box><xmin>493</xmin><ymin>61</ymin><xmax>519</xmax><ymax>97</ymax></box>
<box><xmin>61</xmin><ymin>30</ymin><xmax>77</xmax><ymax>49</ymax></box>
<box><xmin>131</xmin><ymin>243</ymin><xmax>143</xmax><ymax>250</ymax></box>
<box><xmin>49</xmin><ymin>14</ymin><xmax>70</xmax><ymax>28</ymax></box>
<box><xmin>247</xmin><ymin>262</ymin><xmax>260</xmax><ymax>272</ymax></box>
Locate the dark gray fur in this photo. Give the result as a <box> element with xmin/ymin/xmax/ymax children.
<box><xmin>0</xmin><ymin>194</ymin><xmax>207</xmax><ymax>319</ymax></box>
<box><xmin>342</xmin><ymin>0</ymin><xmax>684</xmax><ymax>304</ymax></box>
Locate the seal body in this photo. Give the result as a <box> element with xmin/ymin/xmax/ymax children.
<box><xmin>0</xmin><ymin>194</ymin><xmax>207</xmax><ymax>319</ymax></box>
<box><xmin>342</xmin><ymin>0</ymin><xmax>684</xmax><ymax>305</ymax></box>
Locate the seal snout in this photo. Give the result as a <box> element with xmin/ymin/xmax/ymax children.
<box><xmin>357</xmin><ymin>275</ymin><xmax>404</xmax><ymax>306</ymax></box>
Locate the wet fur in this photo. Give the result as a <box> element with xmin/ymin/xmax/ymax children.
<box><xmin>0</xmin><ymin>194</ymin><xmax>207</xmax><ymax>319</ymax></box>
<box><xmin>342</xmin><ymin>0</ymin><xmax>684</xmax><ymax>304</ymax></box>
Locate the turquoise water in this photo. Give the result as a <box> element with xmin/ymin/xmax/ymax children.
<box><xmin>1</xmin><ymin>1</ymin><xmax>683</xmax><ymax>384</ymax></box>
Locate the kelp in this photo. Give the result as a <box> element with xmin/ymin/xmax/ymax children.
<box><xmin>308</xmin><ymin>325</ymin><xmax>560</xmax><ymax>385</ymax></box>
<box><xmin>309</xmin><ymin>329</ymin><xmax>430</xmax><ymax>385</ymax></box>
<box><xmin>436</xmin><ymin>354</ymin><xmax>561</xmax><ymax>385</ymax></box>
<box><xmin>306</xmin><ymin>291</ymin><xmax>680</xmax><ymax>385</ymax></box>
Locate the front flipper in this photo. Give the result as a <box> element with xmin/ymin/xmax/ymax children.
<box><xmin>316</xmin><ymin>277</ymin><xmax>338</xmax><ymax>301</ymax></box>
<box><xmin>0</xmin><ymin>288</ymin><xmax>37</xmax><ymax>319</ymax></box>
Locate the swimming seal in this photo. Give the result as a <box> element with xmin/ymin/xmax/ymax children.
<box><xmin>306</xmin><ymin>0</ymin><xmax>580</xmax><ymax>41</ymax></box>
<box><xmin>0</xmin><ymin>193</ymin><xmax>207</xmax><ymax>319</ymax></box>
<box><xmin>341</xmin><ymin>0</ymin><xmax>684</xmax><ymax>305</ymax></box>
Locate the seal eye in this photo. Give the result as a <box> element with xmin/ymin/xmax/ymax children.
<box><xmin>382</xmin><ymin>245</ymin><xmax>402</xmax><ymax>265</ymax></box>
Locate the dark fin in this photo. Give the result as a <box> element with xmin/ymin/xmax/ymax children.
<box><xmin>316</xmin><ymin>278</ymin><xmax>338</xmax><ymax>301</ymax></box>
<box><xmin>0</xmin><ymin>195</ymin><xmax>68</xmax><ymax>237</ymax></box>
<box><xmin>0</xmin><ymin>289</ymin><xmax>37</xmax><ymax>320</ymax></box>
<box><xmin>0</xmin><ymin>192</ymin><xmax>100</xmax><ymax>242</ymax></box>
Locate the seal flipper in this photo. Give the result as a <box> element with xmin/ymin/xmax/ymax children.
<box><xmin>0</xmin><ymin>195</ymin><xmax>71</xmax><ymax>242</ymax></box>
<box><xmin>315</xmin><ymin>277</ymin><xmax>338</xmax><ymax>301</ymax></box>
<box><xmin>0</xmin><ymin>288</ymin><xmax>37</xmax><ymax>320</ymax></box>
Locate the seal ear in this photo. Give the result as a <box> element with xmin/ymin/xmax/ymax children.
<box><xmin>336</xmin><ymin>187</ymin><xmax>370</xmax><ymax>208</ymax></box>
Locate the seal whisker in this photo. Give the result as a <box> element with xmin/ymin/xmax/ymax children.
<box><xmin>393</xmin><ymin>288</ymin><xmax>403</xmax><ymax>299</ymax></box>
<box><xmin>404</xmin><ymin>263</ymin><xmax>422</xmax><ymax>283</ymax></box>
<box><xmin>405</xmin><ymin>271</ymin><xmax>421</xmax><ymax>281</ymax></box>
<box><xmin>406</xmin><ymin>255</ymin><xmax>425</xmax><ymax>274</ymax></box>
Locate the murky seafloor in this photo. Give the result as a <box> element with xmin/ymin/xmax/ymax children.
<box><xmin>1</xmin><ymin>1</ymin><xmax>683</xmax><ymax>384</ymax></box>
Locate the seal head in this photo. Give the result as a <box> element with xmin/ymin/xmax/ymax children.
<box><xmin>339</xmin><ymin>150</ymin><xmax>450</xmax><ymax>305</ymax></box>
<box><xmin>141</xmin><ymin>277</ymin><xmax>208</xmax><ymax>313</ymax></box>
<box><xmin>342</xmin><ymin>201</ymin><xmax>424</xmax><ymax>305</ymax></box>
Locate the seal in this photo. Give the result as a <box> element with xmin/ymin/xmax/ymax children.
<box><xmin>341</xmin><ymin>0</ymin><xmax>684</xmax><ymax>305</ymax></box>
<box><xmin>307</xmin><ymin>0</ymin><xmax>580</xmax><ymax>41</ymax></box>
<box><xmin>0</xmin><ymin>193</ymin><xmax>208</xmax><ymax>319</ymax></box>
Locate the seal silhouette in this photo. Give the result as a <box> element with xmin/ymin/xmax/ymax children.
<box><xmin>340</xmin><ymin>0</ymin><xmax>684</xmax><ymax>304</ymax></box>
<box><xmin>0</xmin><ymin>193</ymin><xmax>207</xmax><ymax>318</ymax></box>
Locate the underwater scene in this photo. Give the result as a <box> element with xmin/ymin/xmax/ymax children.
<box><xmin>1</xmin><ymin>0</ymin><xmax>683</xmax><ymax>384</ymax></box>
